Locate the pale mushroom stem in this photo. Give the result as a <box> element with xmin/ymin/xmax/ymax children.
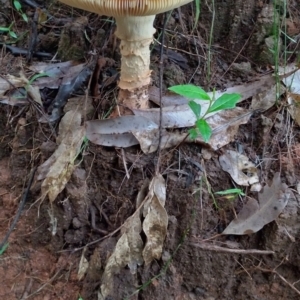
<box><xmin>115</xmin><ymin>15</ymin><xmax>156</xmax><ymax>112</ymax></box>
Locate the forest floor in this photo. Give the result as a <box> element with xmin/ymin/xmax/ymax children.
<box><xmin>1</xmin><ymin>0</ymin><xmax>300</xmax><ymax>300</ymax></box>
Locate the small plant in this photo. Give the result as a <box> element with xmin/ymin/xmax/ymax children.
<box><xmin>74</xmin><ymin>136</ymin><xmax>89</xmax><ymax>163</ymax></box>
<box><xmin>13</xmin><ymin>0</ymin><xmax>28</xmax><ymax>23</ymax></box>
<box><xmin>168</xmin><ymin>84</ymin><xmax>241</xmax><ymax>142</ymax></box>
<box><xmin>0</xmin><ymin>243</ymin><xmax>9</xmax><ymax>255</ymax></box>
<box><xmin>0</xmin><ymin>22</ymin><xmax>17</xmax><ymax>39</ymax></box>
<box><xmin>215</xmin><ymin>188</ymin><xmax>245</xmax><ymax>200</ymax></box>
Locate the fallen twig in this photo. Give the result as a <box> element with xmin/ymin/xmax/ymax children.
<box><xmin>189</xmin><ymin>242</ymin><xmax>275</xmax><ymax>255</ymax></box>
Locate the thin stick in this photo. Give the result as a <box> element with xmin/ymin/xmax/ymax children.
<box><xmin>155</xmin><ymin>12</ymin><xmax>168</xmax><ymax>175</ymax></box>
<box><xmin>25</xmin><ymin>269</ymin><xmax>62</xmax><ymax>299</ymax></box>
<box><xmin>189</xmin><ymin>243</ymin><xmax>275</xmax><ymax>255</ymax></box>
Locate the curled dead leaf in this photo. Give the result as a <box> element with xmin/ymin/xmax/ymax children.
<box><xmin>78</xmin><ymin>248</ymin><xmax>89</xmax><ymax>281</ymax></box>
<box><xmin>100</xmin><ymin>182</ymin><xmax>148</xmax><ymax>298</ymax></box>
<box><xmin>37</xmin><ymin>110</ymin><xmax>85</xmax><ymax>202</ymax></box>
<box><xmin>222</xmin><ymin>173</ymin><xmax>292</xmax><ymax>235</ymax></box>
<box><xmin>142</xmin><ymin>174</ymin><xmax>168</xmax><ymax>265</ymax></box>
<box><xmin>219</xmin><ymin>150</ymin><xmax>260</xmax><ymax>190</ymax></box>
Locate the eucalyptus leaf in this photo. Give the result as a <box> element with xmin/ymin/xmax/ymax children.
<box><xmin>222</xmin><ymin>173</ymin><xmax>291</xmax><ymax>235</ymax></box>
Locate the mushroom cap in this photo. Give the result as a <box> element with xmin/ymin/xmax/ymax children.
<box><xmin>58</xmin><ymin>0</ymin><xmax>193</xmax><ymax>17</ymax></box>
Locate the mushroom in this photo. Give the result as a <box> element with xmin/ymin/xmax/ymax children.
<box><xmin>58</xmin><ymin>0</ymin><xmax>193</xmax><ymax>113</ymax></box>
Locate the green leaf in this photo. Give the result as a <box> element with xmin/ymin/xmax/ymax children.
<box><xmin>188</xmin><ymin>128</ymin><xmax>199</xmax><ymax>140</ymax></box>
<box><xmin>21</xmin><ymin>13</ymin><xmax>28</xmax><ymax>23</ymax></box>
<box><xmin>208</xmin><ymin>93</ymin><xmax>241</xmax><ymax>113</ymax></box>
<box><xmin>9</xmin><ymin>31</ymin><xmax>18</xmax><ymax>39</ymax></box>
<box><xmin>0</xmin><ymin>243</ymin><xmax>9</xmax><ymax>255</ymax></box>
<box><xmin>188</xmin><ymin>100</ymin><xmax>201</xmax><ymax>118</ymax></box>
<box><xmin>196</xmin><ymin>119</ymin><xmax>212</xmax><ymax>142</ymax></box>
<box><xmin>168</xmin><ymin>84</ymin><xmax>211</xmax><ymax>100</ymax></box>
<box><xmin>13</xmin><ymin>0</ymin><xmax>22</xmax><ymax>11</ymax></box>
<box><xmin>28</xmin><ymin>72</ymin><xmax>49</xmax><ymax>86</ymax></box>
<box><xmin>215</xmin><ymin>189</ymin><xmax>245</xmax><ymax>196</ymax></box>
<box><xmin>0</xmin><ymin>27</ymin><xmax>9</xmax><ymax>32</ymax></box>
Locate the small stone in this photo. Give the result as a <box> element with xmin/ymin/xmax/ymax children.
<box><xmin>72</xmin><ymin>217</ymin><xmax>82</xmax><ymax>228</ymax></box>
<box><xmin>201</xmin><ymin>148</ymin><xmax>212</xmax><ymax>160</ymax></box>
<box><xmin>194</xmin><ymin>287</ymin><xmax>206</xmax><ymax>296</ymax></box>
<box><xmin>232</xmin><ymin>62</ymin><xmax>252</xmax><ymax>75</ymax></box>
<box><xmin>162</xmin><ymin>251</ymin><xmax>171</xmax><ymax>262</ymax></box>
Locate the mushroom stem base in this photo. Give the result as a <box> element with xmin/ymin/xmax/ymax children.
<box><xmin>116</xmin><ymin>86</ymin><xmax>149</xmax><ymax>115</ymax></box>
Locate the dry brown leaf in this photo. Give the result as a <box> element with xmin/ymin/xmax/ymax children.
<box><xmin>32</xmin><ymin>62</ymin><xmax>85</xmax><ymax>89</ymax></box>
<box><xmin>222</xmin><ymin>173</ymin><xmax>291</xmax><ymax>235</ymax></box>
<box><xmin>78</xmin><ymin>247</ymin><xmax>89</xmax><ymax>281</ymax></box>
<box><xmin>19</xmin><ymin>73</ymin><xmax>43</xmax><ymax>106</ymax></box>
<box><xmin>133</xmin><ymin>107</ymin><xmax>251</xmax><ymax>153</ymax></box>
<box><xmin>64</xmin><ymin>95</ymin><xmax>94</xmax><ymax>116</ymax></box>
<box><xmin>282</xmin><ymin>68</ymin><xmax>300</xmax><ymax>125</ymax></box>
<box><xmin>219</xmin><ymin>150</ymin><xmax>261</xmax><ymax>191</ymax></box>
<box><xmin>0</xmin><ymin>75</ymin><xmax>24</xmax><ymax>98</ymax></box>
<box><xmin>86</xmin><ymin>116</ymin><xmax>158</xmax><ymax>148</ymax></box>
<box><xmin>287</xmin><ymin>93</ymin><xmax>300</xmax><ymax>126</ymax></box>
<box><xmin>100</xmin><ymin>182</ymin><xmax>147</xmax><ymax>298</ymax></box>
<box><xmin>100</xmin><ymin>176</ymin><xmax>168</xmax><ymax>297</ymax></box>
<box><xmin>142</xmin><ymin>174</ymin><xmax>168</xmax><ymax>265</ymax></box>
<box><xmin>250</xmin><ymin>83</ymin><xmax>285</xmax><ymax>112</ymax></box>
<box><xmin>37</xmin><ymin>110</ymin><xmax>85</xmax><ymax>202</ymax></box>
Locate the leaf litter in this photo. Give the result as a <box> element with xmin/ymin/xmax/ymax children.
<box><xmin>37</xmin><ymin>109</ymin><xmax>85</xmax><ymax>202</ymax></box>
<box><xmin>142</xmin><ymin>174</ymin><xmax>168</xmax><ymax>265</ymax></box>
<box><xmin>222</xmin><ymin>173</ymin><xmax>292</xmax><ymax>235</ymax></box>
<box><xmin>85</xmin><ymin>72</ymin><xmax>287</xmax><ymax>151</ymax></box>
<box><xmin>100</xmin><ymin>175</ymin><xmax>167</xmax><ymax>298</ymax></box>
<box><xmin>132</xmin><ymin>107</ymin><xmax>252</xmax><ymax>152</ymax></box>
<box><xmin>78</xmin><ymin>247</ymin><xmax>89</xmax><ymax>281</ymax></box>
<box><xmin>282</xmin><ymin>69</ymin><xmax>300</xmax><ymax>126</ymax></box>
<box><xmin>219</xmin><ymin>150</ymin><xmax>261</xmax><ymax>191</ymax></box>
<box><xmin>1</xmin><ymin>3</ymin><xmax>300</xmax><ymax>298</ymax></box>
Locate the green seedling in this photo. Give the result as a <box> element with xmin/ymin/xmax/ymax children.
<box><xmin>74</xmin><ymin>136</ymin><xmax>89</xmax><ymax>163</ymax></box>
<box><xmin>0</xmin><ymin>22</ymin><xmax>17</xmax><ymax>39</ymax></box>
<box><xmin>16</xmin><ymin>73</ymin><xmax>50</xmax><ymax>100</ymax></box>
<box><xmin>215</xmin><ymin>188</ymin><xmax>245</xmax><ymax>201</ymax></box>
<box><xmin>13</xmin><ymin>0</ymin><xmax>28</xmax><ymax>23</ymax></box>
<box><xmin>0</xmin><ymin>243</ymin><xmax>9</xmax><ymax>255</ymax></box>
<box><xmin>168</xmin><ymin>84</ymin><xmax>241</xmax><ymax>142</ymax></box>
<box><xmin>27</xmin><ymin>73</ymin><xmax>50</xmax><ymax>87</ymax></box>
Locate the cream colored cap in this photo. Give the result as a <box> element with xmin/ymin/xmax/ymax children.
<box><xmin>59</xmin><ymin>0</ymin><xmax>193</xmax><ymax>17</ymax></box>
